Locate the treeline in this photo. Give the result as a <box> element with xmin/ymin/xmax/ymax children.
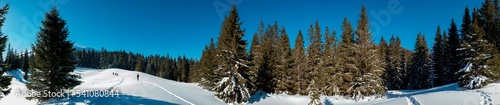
<box><xmin>2</xmin><ymin>44</ymin><xmax>31</xmax><ymax>79</ymax></box>
<box><xmin>194</xmin><ymin>1</ymin><xmax>500</xmax><ymax>104</ymax></box>
<box><xmin>73</xmin><ymin>49</ymin><xmax>199</xmax><ymax>82</ymax></box>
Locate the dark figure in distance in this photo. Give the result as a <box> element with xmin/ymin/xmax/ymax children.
<box><xmin>137</xmin><ymin>74</ymin><xmax>139</xmax><ymax>81</ymax></box>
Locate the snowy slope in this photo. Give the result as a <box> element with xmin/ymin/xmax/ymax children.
<box><xmin>0</xmin><ymin>68</ymin><xmax>226</xmax><ymax>105</ymax></box>
<box><xmin>0</xmin><ymin>68</ymin><xmax>499</xmax><ymax>105</ymax></box>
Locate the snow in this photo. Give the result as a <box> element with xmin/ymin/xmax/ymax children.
<box><xmin>0</xmin><ymin>68</ymin><xmax>499</xmax><ymax>105</ymax></box>
<box><xmin>459</xmin><ymin>62</ymin><xmax>473</xmax><ymax>73</ymax></box>
<box><xmin>0</xmin><ymin>68</ymin><xmax>225</xmax><ymax>105</ymax></box>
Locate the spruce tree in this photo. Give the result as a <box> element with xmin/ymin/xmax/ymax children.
<box><xmin>0</xmin><ymin>4</ymin><xmax>11</xmax><ymax>100</ymax></box>
<box><xmin>457</xmin><ymin>17</ymin><xmax>500</xmax><ymax>89</ymax></box>
<box><xmin>291</xmin><ymin>30</ymin><xmax>307</xmax><ymax>95</ymax></box>
<box><xmin>213</xmin><ymin>4</ymin><xmax>252</xmax><ymax>103</ymax></box>
<box><xmin>459</xmin><ymin>6</ymin><xmax>472</xmax><ymax>69</ymax></box>
<box><xmin>432</xmin><ymin>26</ymin><xmax>446</xmax><ymax>86</ymax></box>
<box><xmin>379</xmin><ymin>37</ymin><xmax>388</xmax><ymax>88</ymax></box>
<box><xmin>443</xmin><ymin>19</ymin><xmax>461</xmax><ymax>84</ymax></box>
<box><xmin>379</xmin><ymin>36</ymin><xmax>388</xmax><ymax>68</ymax></box>
<box><xmin>322</xmin><ymin>27</ymin><xmax>337</xmax><ymax>96</ymax></box>
<box><xmin>308</xmin><ymin>80</ymin><xmax>322</xmax><ymax>105</ymax></box>
<box><xmin>335</xmin><ymin>18</ymin><xmax>357</xmax><ymax>96</ymax></box>
<box><xmin>351</xmin><ymin>5</ymin><xmax>385</xmax><ymax>100</ymax></box>
<box><xmin>199</xmin><ymin>38</ymin><xmax>219</xmax><ymax>91</ymax></box>
<box><xmin>27</xmin><ymin>7</ymin><xmax>81</xmax><ymax>102</ymax></box>
<box><xmin>274</xmin><ymin>27</ymin><xmax>292</xmax><ymax>94</ymax></box>
<box><xmin>23</xmin><ymin>50</ymin><xmax>30</xmax><ymax>80</ymax></box>
<box><xmin>409</xmin><ymin>33</ymin><xmax>431</xmax><ymax>89</ymax></box>
<box><xmin>478</xmin><ymin>0</ymin><xmax>500</xmax><ymax>51</ymax></box>
<box><xmin>4</xmin><ymin>44</ymin><xmax>14</xmax><ymax>71</ymax></box>
<box><xmin>135</xmin><ymin>55</ymin><xmax>143</xmax><ymax>72</ymax></box>
<box><xmin>306</xmin><ymin>20</ymin><xmax>323</xmax><ymax>95</ymax></box>
<box><xmin>386</xmin><ymin>35</ymin><xmax>405</xmax><ymax>90</ymax></box>
<box><xmin>249</xmin><ymin>22</ymin><xmax>263</xmax><ymax>93</ymax></box>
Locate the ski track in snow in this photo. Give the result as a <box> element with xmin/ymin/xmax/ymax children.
<box><xmin>143</xmin><ymin>81</ymin><xmax>195</xmax><ymax>105</ymax></box>
<box><xmin>406</xmin><ymin>96</ymin><xmax>420</xmax><ymax>105</ymax></box>
<box><xmin>107</xmin><ymin>77</ymin><xmax>124</xmax><ymax>91</ymax></box>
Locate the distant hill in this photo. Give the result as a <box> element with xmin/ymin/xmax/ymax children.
<box><xmin>74</xmin><ymin>46</ymin><xmax>100</xmax><ymax>52</ymax></box>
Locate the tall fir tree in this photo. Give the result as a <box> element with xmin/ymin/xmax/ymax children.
<box><xmin>409</xmin><ymin>33</ymin><xmax>431</xmax><ymax>89</ymax></box>
<box><xmin>274</xmin><ymin>27</ymin><xmax>292</xmax><ymax>94</ymax></box>
<box><xmin>306</xmin><ymin>20</ymin><xmax>323</xmax><ymax>96</ymax></box>
<box><xmin>457</xmin><ymin>17</ymin><xmax>500</xmax><ymax>89</ymax></box>
<box><xmin>432</xmin><ymin>26</ymin><xmax>446</xmax><ymax>86</ymax></box>
<box><xmin>0</xmin><ymin>4</ymin><xmax>11</xmax><ymax>100</ymax></box>
<box><xmin>478</xmin><ymin>0</ymin><xmax>500</xmax><ymax>51</ymax></box>
<box><xmin>379</xmin><ymin>36</ymin><xmax>388</xmax><ymax>69</ymax></box>
<box><xmin>322</xmin><ymin>27</ymin><xmax>337</xmax><ymax>96</ymax></box>
<box><xmin>386</xmin><ymin>35</ymin><xmax>405</xmax><ymax>90</ymax></box>
<box><xmin>199</xmin><ymin>38</ymin><xmax>219</xmax><ymax>91</ymax></box>
<box><xmin>213</xmin><ymin>4</ymin><xmax>252</xmax><ymax>103</ymax></box>
<box><xmin>27</xmin><ymin>7</ymin><xmax>81</xmax><ymax>102</ymax></box>
<box><xmin>249</xmin><ymin>22</ymin><xmax>264</xmax><ymax>93</ymax></box>
<box><xmin>459</xmin><ymin>6</ymin><xmax>472</xmax><ymax>69</ymax></box>
<box><xmin>134</xmin><ymin>55</ymin><xmax>143</xmax><ymax>72</ymax></box>
<box><xmin>335</xmin><ymin>18</ymin><xmax>357</xmax><ymax>96</ymax></box>
<box><xmin>351</xmin><ymin>5</ymin><xmax>385</xmax><ymax>100</ymax></box>
<box><xmin>379</xmin><ymin>37</ymin><xmax>388</xmax><ymax>88</ymax></box>
<box><xmin>23</xmin><ymin>49</ymin><xmax>30</xmax><ymax>80</ymax></box>
<box><xmin>291</xmin><ymin>30</ymin><xmax>307</xmax><ymax>95</ymax></box>
<box><xmin>443</xmin><ymin>19</ymin><xmax>461</xmax><ymax>84</ymax></box>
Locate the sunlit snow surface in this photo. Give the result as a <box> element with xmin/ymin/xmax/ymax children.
<box><xmin>0</xmin><ymin>68</ymin><xmax>498</xmax><ymax>105</ymax></box>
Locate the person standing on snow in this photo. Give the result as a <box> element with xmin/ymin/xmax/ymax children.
<box><xmin>137</xmin><ymin>74</ymin><xmax>139</xmax><ymax>81</ymax></box>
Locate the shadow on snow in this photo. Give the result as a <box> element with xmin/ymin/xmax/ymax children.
<box><xmin>42</xmin><ymin>94</ymin><xmax>179</xmax><ymax>105</ymax></box>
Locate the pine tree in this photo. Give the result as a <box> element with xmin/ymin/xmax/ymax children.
<box><xmin>256</xmin><ymin>22</ymin><xmax>280</xmax><ymax>93</ymax></box>
<box><xmin>23</xmin><ymin>49</ymin><xmax>30</xmax><ymax>80</ymax></box>
<box><xmin>443</xmin><ymin>19</ymin><xmax>461</xmax><ymax>84</ymax></box>
<box><xmin>335</xmin><ymin>18</ymin><xmax>357</xmax><ymax>96</ymax></box>
<box><xmin>432</xmin><ymin>26</ymin><xmax>446</xmax><ymax>86</ymax></box>
<box><xmin>386</xmin><ymin>35</ymin><xmax>405</xmax><ymax>89</ymax></box>
<box><xmin>135</xmin><ymin>55</ymin><xmax>143</xmax><ymax>72</ymax></box>
<box><xmin>322</xmin><ymin>27</ymin><xmax>337</xmax><ymax>96</ymax></box>
<box><xmin>274</xmin><ymin>27</ymin><xmax>292</xmax><ymax>94</ymax></box>
<box><xmin>291</xmin><ymin>30</ymin><xmax>307</xmax><ymax>95</ymax></box>
<box><xmin>306</xmin><ymin>20</ymin><xmax>323</xmax><ymax>95</ymax></box>
<box><xmin>409</xmin><ymin>33</ymin><xmax>431</xmax><ymax>89</ymax></box>
<box><xmin>379</xmin><ymin>36</ymin><xmax>388</xmax><ymax>67</ymax></box>
<box><xmin>0</xmin><ymin>4</ymin><xmax>11</xmax><ymax>100</ymax></box>
<box><xmin>478</xmin><ymin>0</ymin><xmax>500</xmax><ymax>51</ymax></box>
<box><xmin>401</xmin><ymin>48</ymin><xmax>412</xmax><ymax>88</ymax></box>
<box><xmin>100</xmin><ymin>47</ymin><xmax>109</xmax><ymax>69</ymax></box>
<box><xmin>459</xmin><ymin>6</ymin><xmax>472</xmax><ymax>70</ymax></box>
<box><xmin>4</xmin><ymin>44</ymin><xmax>16</xmax><ymax>71</ymax></box>
<box><xmin>457</xmin><ymin>17</ymin><xmax>500</xmax><ymax>89</ymax></box>
<box><xmin>351</xmin><ymin>5</ymin><xmax>385</xmax><ymax>100</ymax></box>
<box><xmin>27</xmin><ymin>7</ymin><xmax>81</xmax><ymax>102</ymax></box>
<box><xmin>248</xmin><ymin>22</ymin><xmax>263</xmax><ymax>93</ymax></box>
<box><xmin>379</xmin><ymin>37</ymin><xmax>388</xmax><ymax>88</ymax></box>
<box><xmin>213</xmin><ymin>4</ymin><xmax>252</xmax><ymax>103</ymax></box>
<box><xmin>308</xmin><ymin>80</ymin><xmax>322</xmax><ymax>105</ymax></box>
<box><xmin>199</xmin><ymin>38</ymin><xmax>219</xmax><ymax>91</ymax></box>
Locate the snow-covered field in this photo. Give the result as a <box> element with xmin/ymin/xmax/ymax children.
<box><xmin>0</xmin><ymin>68</ymin><xmax>499</xmax><ymax>105</ymax></box>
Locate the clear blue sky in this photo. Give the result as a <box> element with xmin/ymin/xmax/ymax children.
<box><xmin>0</xmin><ymin>0</ymin><xmax>483</xmax><ymax>59</ymax></box>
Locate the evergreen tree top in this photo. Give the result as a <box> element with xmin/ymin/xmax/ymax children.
<box><xmin>340</xmin><ymin>18</ymin><xmax>354</xmax><ymax>44</ymax></box>
<box><xmin>356</xmin><ymin>5</ymin><xmax>371</xmax><ymax>43</ymax></box>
